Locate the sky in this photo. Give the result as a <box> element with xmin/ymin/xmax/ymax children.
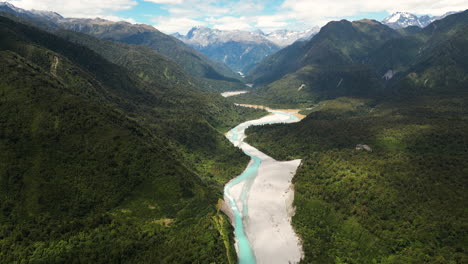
<box><xmin>6</xmin><ymin>0</ymin><xmax>468</xmax><ymax>34</ymax></box>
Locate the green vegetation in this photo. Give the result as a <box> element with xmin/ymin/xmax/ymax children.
<box><xmin>246</xmin><ymin>19</ymin><xmax>398</xmax><ymax>87</ymax></box>
<box><xmin>235</xmin><ymin>65</ymin><xmax>382</xmax><ymax>108</ymax></box>
<box><xmin>246</xmin><ymin>97</ymin><xmax>468</xmax><ymax>263</ymax></box>
<box><xmin>0</xmin><ymin>15</ymin><xmax>265</xmax><ymax>263</ymax></box>
<box><xmin>241</xmin><ymin>11</ymin><xmax>468</xmax><ymax>264</ymax></box>
<box><xmin>56</xmin><ymin>20</ymin><xmax>245</xmax><ymax>92</ymax></box>
<box><xmin>113</xmin><ymin>30</ymin><xmax>245</xmax><ymax>92</ymax></box>
<box><xmin>2</xmin><ymin>5</ymin><xmax>467</xmax><ymax>263</ymax></box>
<box><xmin>0</xmin><ymin>5</ymin><xmax>246</xmax><ymax>92</ymax></box>
<box><xmin>244</xmin><ymin>11</ymin><xmax>468</xmax><ymax>107</ymax></box>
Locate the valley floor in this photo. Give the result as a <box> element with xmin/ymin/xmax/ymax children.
<box><xmin>224</xmin><ymin>106</ymin><xmax>305</xmax><ymax>263</ymax></box>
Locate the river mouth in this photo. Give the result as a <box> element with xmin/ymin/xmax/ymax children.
<box><xmin>224</xmin><ymin>106</ymin><xmax>304</xmax><ymax>264</ymax></box>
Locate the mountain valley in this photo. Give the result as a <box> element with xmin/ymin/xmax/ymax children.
<box><xmin>0</xmin><ymin>2</ymin><xmax>467</xmax><ymax>264</ymax></box>
<box><xmin>174</xmin><ymin>26</ymin><xmax>318</xmax><ymax>74</ymax></box>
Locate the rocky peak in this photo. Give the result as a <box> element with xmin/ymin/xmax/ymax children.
<box><xmin>382</xmin><ymin>11</ymin><xmax>461</xmax><ymax>29</ymax></box>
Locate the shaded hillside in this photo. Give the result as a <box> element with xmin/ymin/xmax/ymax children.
<box><xmin>247</xmin><ymin>19</ymin><xmax>399</xmax><ymax>86</ymax></box>
<box><xmin>243</xmin><ymin>11</ymin><xmax>468</xmax><ymax>106</ymax></box>
<box><xmin>59</xmin><ymin>20</ymin><xmax>245</xmax><ymax>92</ymax></box>
<box><xmin>0</xmin><ymin>2</ymin><xmax>244</xmax><ymax>92</ymax></box>
<box><xmin>0</xmin><ymin>16</ymin><xmax>265</xmax><ymax>263</ymax></box>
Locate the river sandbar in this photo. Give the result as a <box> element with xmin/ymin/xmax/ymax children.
<box><xmin>224</xmin><ymin>109</ymin><xmax>304</xmax><ymax>264</ymax></box>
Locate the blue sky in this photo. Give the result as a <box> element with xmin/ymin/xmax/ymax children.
<box><xmin>115</xmin><ymin>0</ymin><xmax>392</xmax><ymax>33</ymax></box>
<box><xmin>8</xmin><ymin>0</ymin><xmax>468</xmax><ymax>34</ymax></box>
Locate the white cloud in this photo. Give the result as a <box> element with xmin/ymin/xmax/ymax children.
<box><xmin>255</xmin><ymin>15</ymin><xmax>289</xmax><ymax>28</ymax></box>
<box><xmin>144</xmin><ymin>0</ymin><xmax>273</xmax><ymax>33</ymax></box>
<box><xmin>7</xmin><ymin>0</ymin><xmax>468</xmax><ymax>33</ymax></box>
<box><xmin>152</xmin><ymin>16</ymin><xmax>206</xmax><ymax>33</ymax></box>
<box><xmin>7</xmin><ymin>0</ymin><xmax>137</xmax><ymax>19</ymax></box>
<box><xmin>143</xmin><ymin>0</ymin><xmax>183</xmax><ymax>4</ymax></box>
<box><xmin>281</xmin><ymin>0</ymin><xmax>468</xmax><ymax>26</ymax></box>
<box><xmin>206</xmin><ymin>16</ymin><xmax>254</xmax><ymax>31</ymax></box>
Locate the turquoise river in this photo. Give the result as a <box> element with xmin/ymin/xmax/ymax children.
<box><xmin>224</xmin><ymin>109</ymin><xmax>299</xmax><ymax>264</ymax></box>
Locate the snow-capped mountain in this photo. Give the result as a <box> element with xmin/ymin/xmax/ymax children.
<box><xmin>0</xmin><ymin>2</ymin><xmax>23</xmax><ymax>13</ymax></box>
<box><xmin>382</xmin><ymin>12</ymin><xmax>431</xmax><ymax>28</ymax></box>
<box><xmin>175</xmin><ymin>27</ymin><xmax>280</xmax><ymax>73</ymax></box>
<box><xmin>263</xmin><ymin>28</ymin><xmax>319</xmax><ymax>47</ymax></box>
<box><xmin>174</xmin><ymin>27</ymin><xmax>318</xmax><ymax>73</ymax></box>
<box><xmin>382</xmin><ymin>11</ymin><xmax>461</xmax><ymax>29</ymax></box>
<box><xmin>177</xmin><ymin>27</ymin><xmax>318</xmax><ymax>48</ymax></box>
<box><xmin>179</xmin><ymin>26</ymin><xmax>272</xmax><ymax>47</ymax></box>
<box><xmin>0</xmin><ymin>2</ymin><xmax>63</xmax><ymax>21</ymax></box>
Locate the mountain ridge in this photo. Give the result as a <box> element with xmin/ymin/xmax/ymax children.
<box><xmin>0</xmin><ymin>12</ymin><xmax>269</xmax><ymax>263</ymax></box>
<box><xmin>174</xmin><ymin>26</ymin><xmax>318</xmax><ymax>73</ymax></box>
<box><xmin>241</xmin><ymin>11</ymin><xmax>468</xmax><ymax>264</ymax></box>
<box><xmin>0</xmin><ymin>2</ymin><xmax>244</xmax><ymax>92</ymax></box>
<box><xmin>236</xmin><ymin>10</ymin><xmax>468</xmax><ymax>107</ymax></box>
<box><xmin>177</xmin><ymin>26</ymin><xmax>319</xmax><ymax>48</ymax></box>
<box><xmin>382</xmin><ymin>10</ymin><xmax>461</xmax><ymax>29</ymax></box>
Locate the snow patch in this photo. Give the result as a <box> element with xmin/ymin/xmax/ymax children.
<box><xmin>383</xmin><ymin>70</ymin><xmax>394</xmax><ymax>80</ymax></box>
<box><xmin>387</xmin><ymin>13</ymin><xmax>401</xmax><ymax>23</ymax></box>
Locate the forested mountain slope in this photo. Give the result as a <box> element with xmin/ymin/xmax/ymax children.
<box><xmin>71</xmin><ymin>22</ymin><xmax>244</xmax><ymax>91</ymax></box>
<box><xmin>0</xmin><ymin>2</ymin><xmax>244</xmax><ymax>92</ymax></box>
<box><xmin>241</xmin><ymin>11</ymin><xmax>468</xmax><ymax>106</ymax></box>
<box><xmin>0</xmin><ymin>16</ymin><xmax>263</xmax><ymax>263</ymax></box>
<box><xmin>247</xmin><ymin>19</ymin><xmax>399</xmax><ymax>86</ymax></box>
<box><xmin>242</xmin><ymin>10</ymin><xmax>468</xmax><ymax>264</ymax></box>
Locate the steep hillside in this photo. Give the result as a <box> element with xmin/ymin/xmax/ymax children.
<box><xmin>368</xmin><ymin>11</ymin><xmax>468</xmax><ymax>96</ymax></box>
<box><xmin>0</xmin><ymin>15</ymin><xmax>264</xmax><ymax>263</ymax></box>
<box><xmin>241</xmin><ymin>11</ymin><xmax>468</xmax><ymax>107</ymax></box>
<box><xmin>60</xmin><ymin>19</ymin><xmax>245</xmax><ymax>92</ymax></box>
<box><xmin>0</xmin><ymin>2</ymin><xmax>244</xmax><ymax>92</ymax></box>
<box><xmin>247</xmin><ymin>19</ymin><xmax>398</xmax><ymax>87</ymax></box>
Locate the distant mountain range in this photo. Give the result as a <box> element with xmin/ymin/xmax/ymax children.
<box><xmin>382</xmin><ymin>11</ymin><xmax>461</xmax><ymax>29</ymax></box>
<box><xmin>174</xmin><ymin>27</ymin><xmax>319</xmax><ymax>73</ymax></box>
<box><xmin>260</xmin><ymin>28</ymin><xmax>319</xmax><ymax>47</ymax></box>
<box><xmin>0</xmin><ymin>1</ymin><xmax>244</xmax><ymax>92</ymax></box>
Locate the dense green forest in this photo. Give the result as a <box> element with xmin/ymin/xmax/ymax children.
<box><xmin>2</xmin><ymin>2</ymin><xmax>468</xmax><ymax>263</ymax></box>
<box><xmin>239</xmin><ymin>10</ymin><xmax>468</xmax><ymax>264</ymax></box>
<box><xmin>0</xmin><ymin>15</ymin><xmax>265</xmax><ymax>263</ymax></box>
<box><xmin>246</xmin><ymin>96</ymin><xmax>468</xmax><ymax>263</ymax></box>
<box><xmin>0</xmin><ymin>4</ymin><xmax>245</xmax><ymax>93</ymax></box>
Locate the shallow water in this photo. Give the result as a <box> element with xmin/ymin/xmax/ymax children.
<box><xmin>224</xmin><ymin>110</ymin><xmax>299</xmax><ymax>264</ymax></box>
